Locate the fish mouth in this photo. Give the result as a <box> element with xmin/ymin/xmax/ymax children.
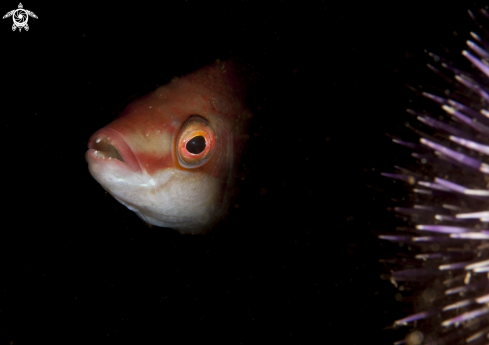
<box><xmin>86</xmin><ymin>128</ymin><xmax>142</xmax><ymax>173</ymax></box>
<box><xmin>91</xmin><ymin>137</ymin><xmax>125</xmax><ymax>161</ymax></box>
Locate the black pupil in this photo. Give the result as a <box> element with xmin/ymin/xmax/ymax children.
<box><xmin>186</xmin><ymin>136</ymin><xmax>206</xmax><ymax>154</ymax></box>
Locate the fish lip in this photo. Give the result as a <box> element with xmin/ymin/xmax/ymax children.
<box><xmin>86</xmin><ymin>128</ymin><xmax>142</xmax><ymax>173</ymax></box>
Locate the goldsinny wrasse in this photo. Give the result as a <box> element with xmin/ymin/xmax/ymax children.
<box><xmin>86</xmin><ymin>60</ymin><xmax>253</xmax><ymax>234</ymax></box>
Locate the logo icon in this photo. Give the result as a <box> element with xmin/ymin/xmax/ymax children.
<box><xmin>3</xmin><ymin>3</ymin><xmax>37</xmax><ymax>32</ymax></box>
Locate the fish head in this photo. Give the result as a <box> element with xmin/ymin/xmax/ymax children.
<box><xmin>86</xmin><ymin>60</ymin><xmax>252</xmax><ymax>234</ymax></box>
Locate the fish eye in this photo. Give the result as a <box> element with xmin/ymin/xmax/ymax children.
<box><xmin>176</xmin><ymin>116</ymin><xmax>216</xmax><ymax>168</ymax></box>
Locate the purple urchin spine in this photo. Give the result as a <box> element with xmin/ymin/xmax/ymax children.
<box><xmin>382</xmin><ymin>9</ymin><xmax>489</xmax><ymax>345</ymax></box>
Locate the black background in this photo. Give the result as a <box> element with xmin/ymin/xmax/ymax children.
<box><xmin>0</xmin><ymin>1</ymin><xmax>486</xmax><ymax>344</ymax></box>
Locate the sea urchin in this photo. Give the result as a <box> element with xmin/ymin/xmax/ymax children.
<box><xmin>381</xmin><ymin>8</ymin><xmax>489</xmax><ymax>345</ymax></box>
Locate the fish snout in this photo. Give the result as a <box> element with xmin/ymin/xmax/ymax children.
<box><xmin>86</xmin><ymin>128</ymin><xmax>142</xmax><ymax>173</ymax></box>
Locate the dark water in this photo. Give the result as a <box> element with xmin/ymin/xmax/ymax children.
<box><xmin>1</xmin><ymin>1</ymin><xmax>486</xmax><ymax>344</ymax></box>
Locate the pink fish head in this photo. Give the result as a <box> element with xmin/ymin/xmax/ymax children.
<box><xmin>86</xmin><ymin>60</ymin><xmax>252</xmax><ymax>234</ymax></box>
